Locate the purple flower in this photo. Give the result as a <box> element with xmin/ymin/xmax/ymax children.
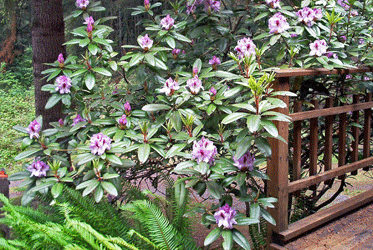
<box><xmin>309</xmin><ymin>39</ymin><xmax>327</xmax><ymax>57</ymax></box>
<box><xmin>364</xmin><ymin>76</ymin><xmax>370</xmax><ymax>81</ymax></box>
<box><xmin>290</xmin><ymin>33</ymin><xmax>298</xmax><ymax>37</ymax></box>
<box><xmin>234</xmin><ymin>151</ymin><xmax>255</xmax><ymax>171</ymax></box>
<box><xmin>172</xmin><ymin>49</ymin><xmax>181</xmax><ymax>59</ymax></box>
<box><xmin>268</xmin><ymin>12</ymin><xmax>290</xmax><ymax>34</ymax></box>
<box><xmin>138</xmin><ymin>34</ymin><xmax>153</xmax><ymax>51</ymax></box>
<box><xmin>192</xmin><ymin>137</ymin><xmax>217</xmax><ymax>164</ymax></box>
<box><xmin>209</xmin><ymin>56</ymin><xmax>221</xmax><ymax>70</ymax></box>
<box><xmin>160</xmin><ymin>15</ymin><xmax>175</xmax><ymax>30</ymax></box>
<box><xmin>57</xmin><ymin>53</ymin><xmax>64</xmax><ymax>66</ymax></box>
<box><xmin>160</xmin><ymin>77</ymin><xmax>180</xmax><ymax>96</ymax></box>
<box><xmin>84</xmin><ymin>16</ymin><xmax>94</xmax><ymax>26</ymax></box>
<box><xmin>337</xmin><ymin>0</ymin><xmax>349</xmax><ymax>9</ymax></box>
<box><xmin>124</xmin><ymin>101</ymin><xmax>131</xmax><ymax>115</ymax></box>
<box><xmin>346</xmin><ymin>74</ymin><xmax>352</xmax><ymax>79</ymax></box>
<box><xmin>313</xmin><ymin>8</ymin><xmax>323</xmax><ymax>20</ymax></box>
<box><xmin>76</xmin><ymin>0</ymin><xmax>89</xmax><ymax>9</ymax></box>
<box><xmin>296</xmin><ymin>7</ymin><xmax>316</xmax><ymax>27</ymax></box>
<box><xmin>210</xmin><ymin>87</ymin><xmax>217</xmax><ymax>96</ymax></box>
<box><xmin>72</xmin><ymin>114</ymin><xmax>86</xmax><ymax>126</ymax></box>
<box><xmin>27</xmin><ymin>120</ymin><xmax>41</xmax><ymax>139</ymax></box>
<box><xmin>87</xmin><ymin>23</ymin><xmax>93</xmax><ymax>33</ymax></box>
<box><xmin>266</xmin><ymin>0</ymin><xmax>281</xmax><ymax>9</ymax></box>
<box><xmin>113</xmin><ymin>86</ymin><xmax>118</xmax><ymax>95</ymax></box>
<box><xmin>214</xmin><ymin>204</ymin><xmax>237</xmax><ymax>229</ymax></box>
<box><xmin>182</xmin><ymin>50</ymin><xmax>186</xmax><ymax>54</ymax></box>
<box><xmin>186</xmin><ymin>3</ymin><xmax>197</xmax><ymax>14</ymax></box>
<box><xmin>90</xmin><ymin>132</ymin><xmax>112</xmax><ymax>155</ymax></box>
<box><xmin>204</xmin><ymin>0</ymin><xmax>220</xmax><ymax>13</ymax></box>
<box><xmin>58</xmin><ymin>118</ymin><xmax>64</xmax><ymax>126</ymax></box>
<box><xmin>187</xmin><ymin>76</ymin><xmax>204</xmax><ymax>94</ymax></box>
<box><xmin>55</xmin><ymin>75</ymin><xmax>72</xmax><ymax>94</ymax></box>
<box><xmin>359</xmin><ymin>38</ymin><xmax>365</xmax><ymax>44</ymax></box>
<box><xmin>28</xmin><ymin>160</ymin><xmax>49</xmax><ymax>177</ymax></box>
<box><xmin>118</xmin><ymin>114</ymin><xmax>127</xmax><ymax>128</ymax></box>
<box><xmin>234</xmin><ymin>37</ymin><xmax>256</xmax><ymax>59</ymax></box>
<box><xmin>144</xmin><ymin>0</ymin><xmax>150</xmax><ymax>10</ymax></box>
<box><xmin>350</xmin><ymin>10</ymin><xmax>358</xmax><ymax>17</ymax></box>
<box><xmin>193</xmin><ymin>66</ymin><xmax>199</xmax><ymax>76</ymax></box>
<box><xmin>340</xmin><ymin>35</ymin><xmax>347</xmax><ymax>42</ymax></box>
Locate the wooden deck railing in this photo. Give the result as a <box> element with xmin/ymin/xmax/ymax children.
<box><xmin>267</xmin><ymin>67</ymin><xmax>373</xmax><ymax>247</ymax></box>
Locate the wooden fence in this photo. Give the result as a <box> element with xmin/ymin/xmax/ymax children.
<box><xmin>267</xmin><ymin>67</ymin><xmax>373</xmax><ymax>247</ymax></box>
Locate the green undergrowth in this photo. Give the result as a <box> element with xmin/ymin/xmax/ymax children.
<box><xmin>0</xmin><ymin>68</ymin><xmax>34</xmax><ymax>174</ymax></box>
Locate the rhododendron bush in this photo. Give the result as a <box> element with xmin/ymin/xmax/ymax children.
<box><xmin>10</xmin><ymin>0</ymin><xmax>373</xmax><ymax>248</ymax></box>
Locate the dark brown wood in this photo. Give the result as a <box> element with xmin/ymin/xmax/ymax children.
<box><xmin>274</xmin><ymin>66</ymin><xmax>373</xmax><ymax>78</ymax></box>
<box><xmin>338</xmin><ymin>103</ymin><xmax>347</xmax><ymax>180</ymax></box>
<box><xmin>288</xmin><ymin>156</ymin><xmax>373</xmax><ymax>193</ymax></box>
<box><xmin>290</xmin><ymin>101</ymin><xmax>373</xmax><ymax>121</ymax></box>
<box><xmin>363</xmin><ymin>93</ymin><xmax>372</xmax><ymax>171</ymax></box>
<box><xmin>292</xmin><ymin>101</ymin><xmax>302</xmax><ymax>184</ymax></box>
<box><xmin>267</xmin><ymin>77</ymin><xmax>290</xmax><ymax>238</ymax></box>
<box><xmin>324</xmin><ymin>98</ymin><xmax>334</xmax><ymax>185</ymax></box>
<box><xmin>309</xmin><ymin>100</ymin><xmax>319</xmax><ymax>190</ymax></box>
<box><xmin>351</xmin><ymin>95</ymin><xmax>360</xmax><ymax>175</ymax></box>
<box><xmin>277</xmin><ymin>188</ymin><xmax>373</xmax><ymax>243</ymax></box>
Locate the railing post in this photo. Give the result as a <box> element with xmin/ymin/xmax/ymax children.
<box><xmin>267</xmin><ymin>77</ymin><xmax>290</xmax><ymax>246</ymax></box>
<box><xmin>0</xmin><ymin>168</ymin><xmax>10</xmax><ymax>238</ymax></box>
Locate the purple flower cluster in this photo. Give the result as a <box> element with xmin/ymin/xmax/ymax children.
<box><xmin>234</xmin><ymin>37</ymin><xmax>256</xmax><ymax>59</ymax></box>
<box><xmin>59</xmin><ymin>118</ymin><xmax>64</xmax><ymax>126</ymax></box>
<box><xmin>144</xmin><ymin>0</ymin><xmax>150</xmax><ymax>10</ymax></box>
<box><xmin>160</xmin><ymin>77</ymin><xmax>180</xmax><ymax>96</ymax></box>
<box><xmin>209</xmin><ymin>56</ymin><xmax>221</xmax><ymax>70</ymax></box>
<box><xmin>309</xmin><ymin>39</ymin><xmax>327</xmax><ymax>57</ymax></box>
<box><xmin>214</xmin><ymin>204</ymin><xmax>237</xmax><ymax>229</ymax></box>
<box><xmin>28</xmin><ymin>160</ymin><xmax>49</xmax><ymax>177</ymax></box>
<box><xmin>346</xmin><ymin>74</ymin><xmax>352</xmax><ymax>79</ymax></box>
<box><xmin>268</xmin><ymin>12</ymin><xmax>290</xmax><ymax>34</ymax></box>
<box><xmin>90</xmin><ymin>132</ymin><xmax>112</xmax><ymax>155</ymax></box>
<box><xmin>160</xmin><ymin>15</ymin><xmax>175</xmax><ymax>30</ymax></box>
<box><xmin>172</xmin><ymin>49</ymin><xmax>181</xmax><ymax>59</ymax></box>
<box><xmin>192</xmin><ymin>137</ymin><xmax>217</xmax><ymax>164</ymax></box>
<box><xmin>210</xmin><ymin>87</ymin><xmax>217</xmax><ymax>96</ymax></box>
<box><xmin>187</xmin><ymin>76</ymin><xmax>204</xmax><ymax>94</ymax></box>
<box><xmin>234</xmin><ymin>151</ymin><xmax>255</xmax><ymax>171</ymax></box>
<box><xmin>72</xmin><ymin>114</ymin><xmax>86</xmax><ymax>126</ymax></box>
<box><xmin>76</xmin><ymin>0</ymin><xmax>89</xmax><ymax>9</ymax></box>
<box><xmin>266</xmin><ymin>0</ymin><xmax>281</xmax><ymax>9</ymax></box>
<box><xmin>84</xmin><ymin>16</ymin><xmax>94</xmax><ymax>33</ymax></box>
<box><xmin>55</xmin><ymin>75</ymin><xmax>72</xmax><ymax>94</ymax></box>
<box><xmin>118</xmin><ymin>114</ymin><xmax>127</xmax><ymax>128</ymax></box>
<box><xmin>296</xmin><ymin>7</ymin><xmax>322</xmax><ymax>27</ymax></box>
<box><xmin>124</xmin><ymin>101</ymin><xmax>131</xmax><ymax>115</ymax></box>
<box><xmin>326</xmin><ymin>52</ymin><xmax>338</xmax><ymax>59</ymax></box>
<box><xmin>337</xmin><ymin>0</ymin><xmax>350</xmax><ymax>9</ymax></box>
<box><xmin>27</xmin><ymin>120</ymin><xmax>41</xmax><ymax>139</ymax></box>
<box><xmin>139</xmin><ymin>34</ymin><xmax>153</xmax><ymax>51</ymax></box>
<box><xmin>186</xmin><ymin>0</ymin><xmax>203</xmax><ymax>14</ymax></box>
<box><xmin>57</xmin><ymin>53</ymin><xmax>64</xmax><ymax>67</ymax></box>
<box><xmin>204</xmin><ymin>0</ymin><xmax>220</xmax><ymax>13</ymax></box>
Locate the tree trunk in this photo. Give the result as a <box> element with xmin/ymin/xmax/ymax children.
<box><xmin>31</xmin><ymin>0</ymin><xmax>65</xmax><ymax>129</ymax></box>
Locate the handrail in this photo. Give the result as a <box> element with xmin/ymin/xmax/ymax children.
<box><xmin>273</xmin><ymin>66</ymin><xmax>373</xmax><ymax>78</ymax></box>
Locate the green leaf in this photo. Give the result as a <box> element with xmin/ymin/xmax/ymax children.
<box><xmin>14</xmin><ymin>148</ymin><xmax>42</xmax><ymax>161</ymax></box>
<box><xmin>103</xmin><ymin>173</ymin><xmax>119</xmax><ymax>180</ymax></box>
<box><xmin>207</xmin><ymin>104</ymin><xmax>216</xmax><ymax>115</ymax></box>
<box><xmin>101</xmin><ymin>181</ymin><xmax>118</xmax><ymax>196</ymax></box>
<box><xmin>204</xmin><ymin>227</ymin><xmax>222</xmax><ymax>246</ymax></box>
<box><xmin>236</xmin><ymin>217</ymin><xmax>260</xmax><ymax>226</ymax></box>
<box><xmin>77</xmin><ymin>153</ymin><xmax>97</xmax><ymax>165</ymax></box>
<box><xmin>165</xmin><ymin>144</ymin><xmax>186</xmax><ymax>158</ymax></box>
<box><xmin>8</xmin><ymin>171</ymin><xmax>32</xmax><ymax>181</ymax></box>
<box><xmin>45</xmin><ymin>95</ymin><xmax>62</xmax><ymax>109</ymax></box>
<box><xmin>172</xmin><ymin>32</ymin><xmax>191</xmax><ymax>43</ymax></box>
<box><xmin>165</xmin><ymin>36</ymin><xmax>175</xmax><ymax>48</ymax></box>
<box><xmin>13</xmin><ymin>125</ymin><xmax>28</xmax><ymax>134</ymax></box>
<box><xmin>142</xmin><ymin>104</ymin><xmax>171</xmax><ymax>112</ymax></box>
<box><xmin>88</xmin><ymin>43</ymin><xmax>98</xmax><ymax>55</ymax></box>
<box><xmin>174</xmin><ymin>181</ymin><xmax>187</xmax><ymax>207</ymax></box>
<box><xmin>129</xmin><ymin>53</ymin><xmax>144</xmax><ymax>67</ymax></box>
<box><xmin>222</xmin><ymin>230</ymin><xmax>233</xmax><ymax>250</ymax></box>
<box><xmin>261</xmin><ymin>120</ymin><xmax>278</xmax><ymax>137</ymax></box>
<box><xmin>174</xmin><ymin>161</ymin><xmax>196</xmax><ymax>172</ymax></box>
<box><xmin>85</xmin><ymin>73</ymin><xmax>95</xmax><ymax>90</ymax></box>
<box><xmin>247</xmin><ymin>115</ymin><xmax>261</xmax><ymax>133</ymax></box>
<box><xmin>232</xmin><ymin>229</ymin><xmax>251</xmax><ymax>250</ymax></box>
<box><xmin>108</xmin><ymin>61</ymin><xmax>117</xmax><ymax>71</ymax></box>
<box><xmin>195</xmin><ymin>162</ymin><xmax>209</xmax><ymax>175</ymax></box>
<box><xmin>138</xmin><ymin>144</ymin><xmax>150</xmax><ymax>163</ymax></box>
<box><xmin>235</xmin><ymin>136</ymin><xmax>253</xmax><ymax>160</ymax></box>
<box><xmin>154</xmin><ymin>57</ymin><xmax>168</xmax><ymax>70</ymax></box>
<box><xmin>83</xmin><ymin>180</ymin><xmax>100</xmax><ymax>197</ymax></box>
<box><xmin>261</xmin><ymin>207</ymin><xmax>276</xmax><ymax>225</ymax></box>
<box><xmin>106</xmin><ymin>154</ymin><xmax>122</xmax><ymax>165</ymax></box>
<box><xmin>222</xmin><ymin>112</ymin><xmax>248</xmax><ymax>124</ymax></box>
<box><xmin>94</xmin><ymin>186</ymin><xmax>104</xmax><ymax>202</ymax></box>
<box><xmin>214</xmin><ymin>70</ymin><xmax>240</xmax><ymax>80</ymax></box>
<box><xmin>51</xmin><ymin>183</ymin><xmax>63</xmax><ymax>198</ymax></box>
<box><xmin>145</xmin><ymin>53</ymin><xmax>156</xmax><ymax>66</ymax></box>
<box><xmin>206</xmin><ymin>181</ymin><xmax>224</xmax><ymax>199</ymax></box>
<box><xmin>255</xmin><ymin>137</ymin><xmax>271</xmax><ymax>157</ymax></box>
<box><xmin>92</xmin><ymin>67</ymin><xmax>112</xmax><ymax>77</ymax></box>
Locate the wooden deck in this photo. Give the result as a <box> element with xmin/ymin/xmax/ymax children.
<box><xmin>271</xmin><ymin>202</ymin><xmax>373</xmax><ymax>250</ymax></box>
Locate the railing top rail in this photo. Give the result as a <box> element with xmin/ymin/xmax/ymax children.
<box><xmin>274</xmin><ymin>66</ymin><xmax>373</xmax><ymax>78</ymax></box>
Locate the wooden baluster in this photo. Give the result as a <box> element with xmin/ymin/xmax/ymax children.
<box><xmin>351</xmin><ymin>95</ymin><xmax>360</xmax><ymax>175</ymax></box>
<box><xmin>363</xmin><ymin>93</ymin><xmax>372</xmax><ymax>171</ymax></box>
<box><xmin>338</xmin><ymin>101</ymin><xmax>347</xmax><ymax>179</ymax></box>
<box><xmin>292</xmin><ymin>101</ymin><xmax>302</xmax><ymax>196</ymax></box>
<box><xmin>310</xmin><ymin>99</ymin><xmax>319</xmax><ymax>191</ymax></box>
<box><xmin>267</xmin><ymin>77</ymin><xmax>290</xmax><ymax>243</ymax></box>
<box><xmin>324</xmin><ymin>98</ymin><xmax>334</xmax><ymax>185</ymax></box>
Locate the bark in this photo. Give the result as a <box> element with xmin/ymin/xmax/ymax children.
<box><xmin>31</xmin><ymin>0</ymin><xmax>65</xmax><ymax>129</ymax></box>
